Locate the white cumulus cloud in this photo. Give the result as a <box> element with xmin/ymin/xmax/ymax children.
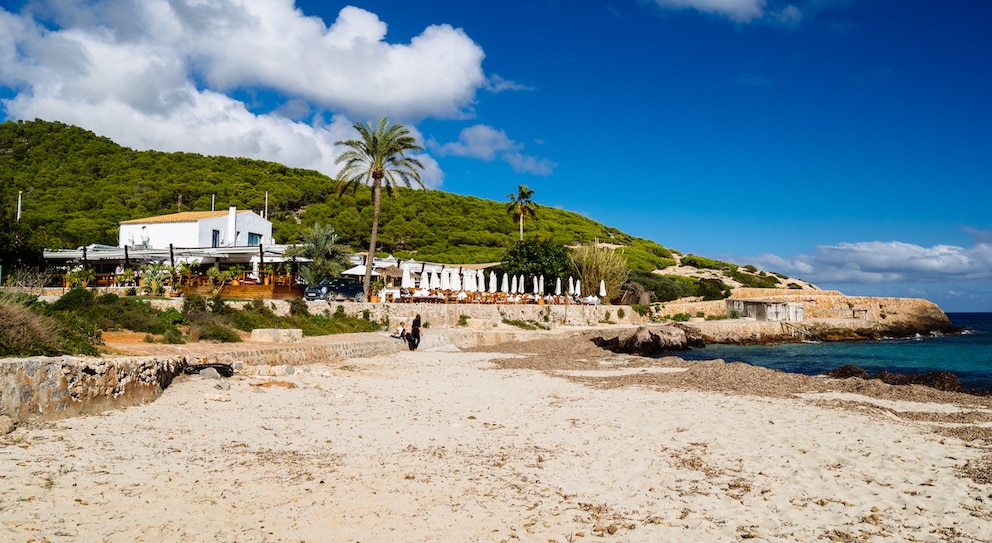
<box><xmin>749</xmin><ymin>240</ymin><xmax>992</xmax><ymax>285</ymax></box>
<box><xmin>428</xmin><ymin>124</ymin><xmax>555</xmax><ymax>176</ymax></box>
<box><xmin>0</xmin><ymin>1</ymin><xmax>488</xmax><ymax>185</ymax></box>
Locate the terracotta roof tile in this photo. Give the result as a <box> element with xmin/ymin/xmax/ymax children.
<box><xmin>120</xmin><ymin>210</ymin><xmax>251</xmax><ymax>225</ymax></box>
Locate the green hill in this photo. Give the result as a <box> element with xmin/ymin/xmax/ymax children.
<box><xmin>0</xmin><ymin>119</ymin><xmax>814</xmax><ymax>300</ymax></box>
<box><xmin>0</xmin><ymin>119</ymin><xmax>674</xmax><ymax>268</ymax></box>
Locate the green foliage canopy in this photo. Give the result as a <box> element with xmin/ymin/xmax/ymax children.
<box><xmin>499</xmin><ymin>239</ymin><xmax>573</xmax><ymax>279</ymax></box>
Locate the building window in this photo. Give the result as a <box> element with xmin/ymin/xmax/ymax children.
<box><xmin>211</xmin><ymin>229</ymin><xmax>220</xmax><ymax>248</ymax></box>
<box><xmin>248</xmin><ymin>232</ymin><xmax>262</xmax><ymax>246</ymax></box>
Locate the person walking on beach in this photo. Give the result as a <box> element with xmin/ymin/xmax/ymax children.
<box><xmin>408</xmin><ymin>314</ymin><xmax>422</xmax><ymax>351</ymax></box>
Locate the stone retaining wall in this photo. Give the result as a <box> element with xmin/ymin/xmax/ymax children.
<box><xmin>140</xmin><ymin>298</ymin><xmax>644</xmax><ymax>327</ymax></box>
<box><xmin>0</xmin><ymin>328</ymin><xmax>587</xmax><ymax>424</ymax></box>
<box><xmin>0</xmin><ymin>356</ymin><xmax>184</xmax><ymax>423</ymax></box>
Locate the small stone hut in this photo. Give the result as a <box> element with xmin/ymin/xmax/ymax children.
<box><xmin>727</xmin><ymin>299</ymin><xmax>805</xmax><ymax>322</ymax></box>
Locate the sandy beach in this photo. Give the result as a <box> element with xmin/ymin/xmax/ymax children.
<box><xmin>2</xmin><ymin>334</ymin><xmax>992</xmax><ymax>542</ymax></box>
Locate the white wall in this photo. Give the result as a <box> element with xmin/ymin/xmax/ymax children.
<box><xmin>119</xmin><ymin>221</ymin><xmax>201</xmax><ymax>248</ymax></box>
<box><xmin>118</xmin><ymin>210</ymin><xmax>273</xmax><ymax>249</ymax></box>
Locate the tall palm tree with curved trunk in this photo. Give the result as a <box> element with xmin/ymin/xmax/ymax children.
<box><xmin>506</xmin><ymin>184</ymin><xmax>537</xmax><ymax>241</ymax></box>
<box><xmin>335</xmin><ymin>116</ymin><xmax>425</xmax><ymax>296</ymax></box>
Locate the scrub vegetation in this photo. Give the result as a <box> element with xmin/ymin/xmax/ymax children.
<box><xmin>0</xmin><ymin>289</ymin><xmax>381</xmax><ymax>357</ymax></box>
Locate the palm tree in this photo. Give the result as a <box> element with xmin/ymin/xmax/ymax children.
<box><xmin>335</xmin><ymin>116</ymin><xmax>425</xmax><ymax>296</ymax></box>
<box><xmin>506</xmin><ymin>184</ymin><xmax>537</xmax><ymax>241</ymax></box>
<box><xmin>284</xmin><ymin>223</ymin><xmax>351</xmax><ymax>287</ymax></box>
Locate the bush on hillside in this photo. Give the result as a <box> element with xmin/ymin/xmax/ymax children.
<box><xmin>627</xmin><ymin>271</ymin><xmax>696</xmax><ymax>302</ymax></box>
<box><xmin>681</xmin><ymin>254</ymin><xmax>737</xmax><ymax>271</ymax></box>
<box><xmin>726</xmin><ymin>269</ymin><xmax>781</xmax><ymax>288</ymax></box>
<box><xmin>624</xmin><ymin>240</ymin><xmax>676</xmax><ymax>272</ymax></box>
<box><xmin>697</xmin><ymin>278</ymin><xmax>732</xmax><ymax>300</ymax></box>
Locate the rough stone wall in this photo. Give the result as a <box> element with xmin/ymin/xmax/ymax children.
<box><xmin>650</xmin><ymin>300</ymin><xmax>728</xmax><ymax>319</ymax></box>
<box><xmin>0</xmin><ymin>356</ymin><xmax>184</xmax><ymax>423</ymax></box>
<box><xmin>303</xmin><ymin>301</ymin><xmax>643</xmax><ymax>328</ymax></box>
<box><xmin>0</xmin><ymin>328</ymin><xmax>588</xmax><ymax>423</ymax></box>
<box><xmin>67</xmin><ymin>297</ymin><xmax>646</xmax><ymax>327</ymax></box>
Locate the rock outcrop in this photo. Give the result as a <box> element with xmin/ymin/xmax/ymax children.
<box><xmin>591</xmin><ymin>325</ymin><xmax>703</xmax><ymax>356</ymax></box>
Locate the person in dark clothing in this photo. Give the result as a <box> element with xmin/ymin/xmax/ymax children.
<box><xmin>408</xmin><ymin>314</ymin><xmax>422</xmax><ymax>351</ymax></box>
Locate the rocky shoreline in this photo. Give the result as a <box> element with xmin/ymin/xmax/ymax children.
<box><xmin>576</xmin><ymin>317</ymin><xmax>987</xmax><ymax>397</ymax></box>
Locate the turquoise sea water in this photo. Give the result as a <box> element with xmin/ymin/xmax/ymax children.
<box><xmin>673</xmin><ymin>313</ymin><xmax>992</xmax><ymax>392</ymax></box>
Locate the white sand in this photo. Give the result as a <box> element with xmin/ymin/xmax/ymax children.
<box><xmin>2</xmin><ymin>346</ymin><xmax>991</xmax><ymax>542</ymax></box>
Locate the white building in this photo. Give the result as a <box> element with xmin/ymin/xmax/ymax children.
<box><xmin>118</xmin><ymin>207</ymin><xmax>272</xmax><ymax>249</ymax></box>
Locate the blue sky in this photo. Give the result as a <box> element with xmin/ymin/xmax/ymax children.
<box><xmin>1</xmin><ymin>0</ymin><xmax>990</xmax><ymax>311</ymax></box>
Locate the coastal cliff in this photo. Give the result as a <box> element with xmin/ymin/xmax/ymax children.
<box><xmin>655</xmin><ymin>289</ymin><xmax>957</xmax><ymax>344</ymax></box>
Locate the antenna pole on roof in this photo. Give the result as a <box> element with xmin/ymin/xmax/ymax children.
<box><xmin>211</xmin><ymin>194</ymin><xmax>215</xmax><ymax>211</ymax></box>
<box><xmin>16</xmin><ymin>191</ymin><xmax>22</xmax><ymax>221</ymax></box>
<box><xmin>264</xmin><ymin>191</ymin><xmax>269</xmax><ymax>219</ymax></box>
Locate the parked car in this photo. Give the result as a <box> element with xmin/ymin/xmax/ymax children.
<box><xmin>304</xmin><ymin>276</ymin><xmax>366</xmax><ymax>302</ymax></box>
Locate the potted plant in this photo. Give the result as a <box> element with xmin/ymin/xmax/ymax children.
<box><xmin>140</xmin><ymin>262</ymin><xmax>170</xmax><ymax>297</ymax></box>
<box><xmin>369</xmin><ymin>278</ymin><xmax>385</xmax><ymax>303</ymax></box>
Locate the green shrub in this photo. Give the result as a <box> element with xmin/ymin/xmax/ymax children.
<box><xmin>696</xmin><ymin>278</ymin><xmax>732</xmax><ymax>300</ymax></box>
<box><xmin>189</xmin><ymin>322</ymin><xmax>242</xmax><ymax>343</ymax></box>
<box><xmin>0</xmin><ymin>297</ymin><xmax>97</xmax><ymax>356</ymax></box>
<box><xmin>49</xmin><ymin>287</ymin><xmax>95</xmax><ymax>312</ymax></box>
<box><xmin>630</xmin><ymin>304</ymin><xmax>652</xmax><ymax>317</ymax></box>
<box><xmin>161</xmin><ymin>328</ymin><xmax>186</xmax><ymax>344</ymax></box>
<box><xmin>229</xmin><ymin>301</ymin><xmax>281</xmax><ymax>332</ymax></box>
<box><xmin>156</xmin><ymin>308</ymin><xmax>184</xmax><ymax>326</ymax></box>
<box><xmin>209</xmin><ymin>294</ymin><xmax>231</xmax><ymax>315</ymax></box>
<box><xmin>182</xmin><ymin>295</ymin><xmax>209</xmax><ymax>315</ymax></box>
<box><xmin>726</xmin><ymin>269</ymin><xmax>781</xmax><ymax>288</ymax></box>
<box><xmin>458</xmin><ymin>314</ymin><xmax>470</xmax><ymax>326</ymax></box>
<box><xmin>288</xmin><ymin>297</ymin><xmax>310</xmax><ymax>317</ymax></box>
<box><xmin>616</xmin><ymin>308</ymin><xmax>625</xmax><ymax>320</ymax></box>
<box><xmin>681</xmin><ymin>254</ymin><xmax>737</xmax><ymax>271</ymax></box>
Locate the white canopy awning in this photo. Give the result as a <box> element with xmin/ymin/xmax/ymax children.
<box><xmin>342</xmin><ymin>265</ymin><xmax>379</xmax><ymax>277</ymax></box>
